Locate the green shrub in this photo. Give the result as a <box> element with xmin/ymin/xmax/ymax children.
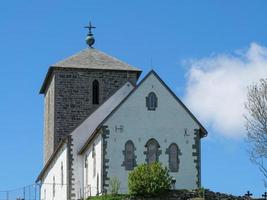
<box><xmin>109</xmin><ymin>177</ymin><xmax>120</xmax><ymax>195</ymax></box>
<box><xmin>128</xmin><ymin>162</ymin><xmax>172</xmax><ymax>197</ymax></box>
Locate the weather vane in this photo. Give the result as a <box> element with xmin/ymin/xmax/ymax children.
<box><xmin>84</xmin><ymin>21</ymin><xmax>96</xmax><ymax>48</ymax></box>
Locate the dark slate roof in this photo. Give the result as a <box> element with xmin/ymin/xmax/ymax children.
<box><xmin>40</xmin><ymin>48</ymin><xmax>141</xmax><ymax>93</ymax></box>
<box><xmin>51</xmin><ymin>48</ymin><xmax>141</xmax><ymax>71</ymax></box>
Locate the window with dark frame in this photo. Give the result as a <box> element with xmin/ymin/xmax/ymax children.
<box><xmin>92</xmin><ymin>144</ymin><xmax>96</xmax><ymax>177</ymax></box>
<box><xmin>61</xmin><ymin>162</ymin><xmax>64</xmax><ymax>186</ymax></box>
<box><xmin>146</xmin><ymin>138</ymin><xmax>160</xmax><ymax>164</ymax></box>
<box><xmin>53</xmin><ymin>176</ymin><xmax>55</xmax><ymax>198</ymax></box>
<box><xmin>146</xmin><ymin>92</ymin><xmax>158</xmax><ymax>110</ymax></box>
<box><xmin>124</xmin><ymin>140</ymin><xmax>135</xmax><ymax>170</ymax></box>
<box><xmin>85</xmin><ymin>156</ymin><xmax>88</xmax><ymax>186</ymax></box>
<box><xmin>92</xmin><ymin>80</ymin><xmax>99</xmax><ymax>104</ymax></box>
<box><xmin>168</xmin><ymin>143</ymin><xmax>180</xmax><ymax>172</ymax></box>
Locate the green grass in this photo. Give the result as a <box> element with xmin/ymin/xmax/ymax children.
<box><xmin>87</xmin><ymin>194</ymin><xmax>129</xmax><ymax>200</ymax></box>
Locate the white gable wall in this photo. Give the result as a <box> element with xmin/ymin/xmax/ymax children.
<box><xmin>40</xmin><ymin>143</ymin><xmax>68</xmax><ymax>200</ymax></box>
<box><xmin>103</xmin><ymin>73</ymin><xmax>201</xmax><ymax>193</ymax></box>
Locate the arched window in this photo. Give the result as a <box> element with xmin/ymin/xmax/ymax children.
<box><xmin>61</xmin><ymin>162</ymin><xmax>64</xmax><ymax>186</ymax></box>
<box><xmin>53</xmin><ymin>176</ymin><xmax>55</xmax><ymax>197</ymax></box>
<box><xmin>92</xmin><ymin>144</ymin><xmax>96</xmax><ymax>177</ymax></box>
<box><xmin>92</xmin><ymin>80</ymin><xmax>99</xmax><ymax>104</ymax></box>
<box><xmin>145</xmin><ymin>138</ymin><xmax>160</xmax><ymax>164</ymax></box>
<box><xmin>168</xmin><ymin>143</ymin><xmax>181</xmax><ymax>172</ymax></box>
<box><xmin>146</xmin><ymin>92</ymin><xmax>158</xmax><ymax>110</ymax></box>
<box><xmin>124</xmin><ymin>140</ymin><xmax>135</xmax><ymax>170</ymax></box>
<box><xmin>85</xmin><ymin>156</ymin><xmax>88</xmax><ymax>186</ymax></box>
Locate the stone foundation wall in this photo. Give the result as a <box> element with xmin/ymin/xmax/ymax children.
<box><xmin>129</xmin><ymin>190</ymin><xmax>262</xmax><ymax>200</ymax></box>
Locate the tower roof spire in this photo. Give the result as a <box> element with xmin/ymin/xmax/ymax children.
<box><xmin>84</xmin><ymin>21</ymin><xmax>96</xmax><ymax>48</ymax></box>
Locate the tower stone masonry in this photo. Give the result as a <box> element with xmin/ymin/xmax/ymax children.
<box><xmin>40</xmin><ymin>48</ymin><xmax>141</xmax><ymax>164</ymax></box>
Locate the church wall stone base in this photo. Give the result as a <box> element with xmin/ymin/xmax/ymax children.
<box><xmin>127</xmin><ymin>189</ymin><xmax>261</xmax><ymax>200</ymax></box>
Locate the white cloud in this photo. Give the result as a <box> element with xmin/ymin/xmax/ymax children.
<box><xmin>183</xmin><ymin>43</ymin><xmax>267</xmax><ymax>137</ymax></box>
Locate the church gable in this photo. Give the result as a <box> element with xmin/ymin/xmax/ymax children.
<box><xmin>104</xmin><ymin>70</ymin><xmax>206</xmax><ymax>136</ymax></box>
<box><xmin>101</xmin><ymin>70</ymin><xmax>206</xmax><ymax>192</ymax></box>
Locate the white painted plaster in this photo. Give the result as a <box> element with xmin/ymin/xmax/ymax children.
<box><xmin>83</xmin><ymin>133</ymin><xmax>102</xmax><ymax>198</ymax></box>
<box><xmin>40</xmin><ymin>143</ymin><xmax>68</xmax><ymax>200</ymax></box>
<box><xmin>104</xmin><ymin>72</ymin><xmax>201</xmax><ymax>193</ymax></box>
<box><xmin>39</xmin><ymin>72</ymin><xmax>204</xmax><ymax>198</ymax></box>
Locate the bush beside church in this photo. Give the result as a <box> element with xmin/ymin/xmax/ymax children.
<box><xmin>128</xmin><ymin>163</ymin><xmax>172</xmax><ymax>197</ymax></box>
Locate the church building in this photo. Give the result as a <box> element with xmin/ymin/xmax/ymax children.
<box><xmin>36</xmin><ymin>24</ymin><xmax>207</xmax><ymax>200</ymax></box>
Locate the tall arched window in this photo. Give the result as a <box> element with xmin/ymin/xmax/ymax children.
<box><xmin>146</xmin><ymin>92</ymin><xmax>158</xmax><ymax>110</ymax></box>
<box><xmin>92</xmin><ymin>80</ymin><xmax>99</xmax><ymax>104</ymax></box>
<box><xmin>85</xmin><ymin>156</ymin><xmax>88</xmax><ymax>187</ymax></box>
<box><xmin>53</xmin><ymin>176</ymin><xmax>55</xmax><ymax>198</ymax></box>
<box><xmin>92</xmin><ymin>143</ymin><xmax>96</xmax><ymax>177</ymax></box>
<box><xmin>168</xmin><ymin>143</ymin><xmax>181</xmax><ymax>172</ymax></box>
<box><xmin>61</xmin><ymin>162</ymin><xmax>64</xmax><ymax>186</ymax></box>
<box><xmin>145</xmin><ymin>138</ymin><xmax>160</xmax><ymax>164</ymax></box>
<box><xmin>124</xmin><ymin>140</ymin><xmax>135</xmax><ymax>170</ymax></box>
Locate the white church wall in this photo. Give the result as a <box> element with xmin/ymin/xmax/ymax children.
<box><xmin>104</xmin><ymin>72</ymin><xmax>201</xmax><ymax>193</ymax></box>
<box><xmin>40</xmin><ymin>143</ymin><xmax>68</xmax><ymax>200</ymax></box>
<box><xmin>83</xmin><ymin>133</ymin><xmax>103</xmax><ymax>198</ymax></box>
<box><xmin>70</xmin><ymin>82</ymin><xmax>134</xmax><ymax>199</ymax></box>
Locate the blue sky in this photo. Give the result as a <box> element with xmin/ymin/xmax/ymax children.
<box><xmin>1</xmin><ymin>0</ymin><xmax>267</xmax><ymax>198</ymax></box>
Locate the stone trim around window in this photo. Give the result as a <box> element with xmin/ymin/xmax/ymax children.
<box><xmin>144</xmin><ymin>138</ymin><xmax>162</xmax><ymax>164</ymax></box>
<box><xmin>121</xmin><ymin>140</ymin><xmax>137</xmax><ymax>170</ymax></box>
<box><xmin>165</xmin><ymin>143</ymin><xmax>182</xmax><ymax>172</ymax></box>
<box><xmin>146</xmin><ymin>92</ymin><xmax>158</xmax><ymax>111</ymax></box>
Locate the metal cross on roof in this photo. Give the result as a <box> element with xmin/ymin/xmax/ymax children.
<box><xmin>262</xmin><ymin>192</ymin><xmax>267</xmax><ymax>200</ymax></box>
<box><xmin>84</xmin><ymin>21</ymin><xmax>96</xmax><ymax>47</ymax></box>
<box><xmin>84</xmin><ymin>21</ymin><xmax>96</xmax><ymax>35</ymax></box>
<box><xmin>245</xmin><ymin>191</ymin><xmax>253</xmax><ymax>198</ymax></box>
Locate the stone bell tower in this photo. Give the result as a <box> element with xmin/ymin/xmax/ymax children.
<box><xmin>40</xmin><ymin>23</ymin><xmax>142</xmax><ymax>164</ymax></box>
